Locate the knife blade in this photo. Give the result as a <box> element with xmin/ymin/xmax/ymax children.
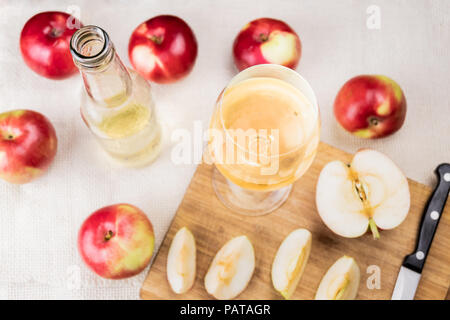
<box><xmin>392</xmin><ymin>163</ymin><xmax>450</xmax><ymax>300</ymax></box>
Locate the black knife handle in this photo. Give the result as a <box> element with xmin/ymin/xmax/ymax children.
<box><xmin>403</xmin><ymin>163</ymin><xmax>450</xmax><ymax>273</ymax></box>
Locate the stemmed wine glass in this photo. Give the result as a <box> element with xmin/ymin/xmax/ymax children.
<box><xmin>208</xmin><ymin>64</ymin><xmax>320</xmax><ymax>216</ymax></box>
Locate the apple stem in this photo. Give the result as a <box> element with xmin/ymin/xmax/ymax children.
<box><xmin>1</xmin><ymin>132</ymin><xmax>14</xmax><ymax>140</ymax></box>
<box><xmin>50</xmin><ymin>28</ymin><xmax>64</xmax><ymax>38</ymax></box>
<box><xmin>258</xmin><ymin>33</ymin><xmax>269</xmax><ymax>42</ymax></box>
<box><xmin>369</xmin><ymin>219</ymin><xmax>380</xmax><ymax>240</ymax></box>
<box><xmin>104</xmin><ymin>230</ymin><xmax>114</xmax><ymax>241</ymax></box>
<box><xmin>369</xmin><ymin>117</ymin><xmax>379</xmax><ymax>126</ymax></box>
<box><xmin>150</xmin><ymin>35</ymin><xmax>163</xmax><ymax>45</ymax></box>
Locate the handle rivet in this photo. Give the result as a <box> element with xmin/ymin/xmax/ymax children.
<box><xmin>416</xmin><ymin>251</ymin><xmax>425</xmax><ymax>260</ymax></box>
<box><xmin>430</xmin><ymin>211</ymin><xmax>440</xmax><ymax>220</ymax></box>
<box><xmin>444</xmin><ymin>173</ymin><xmax>450</xmax><ymax>182</ymax></box>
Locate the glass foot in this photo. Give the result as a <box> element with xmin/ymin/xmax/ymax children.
<box><xmin>212</xmin><ymin>167</ymin><xmax>292</xmax><ymax>216</ymax></box>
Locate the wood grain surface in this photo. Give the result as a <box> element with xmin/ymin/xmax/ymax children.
<box><xmin>141</xmin><ymin>142</ymin><xmax>450</xmax><ymax>300</ymax></box>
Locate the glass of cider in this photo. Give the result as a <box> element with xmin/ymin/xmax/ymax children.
<box><xmin>208</xmin><ymin>64</ymin><xmax>320</xmax><ymax>216</ymax></box>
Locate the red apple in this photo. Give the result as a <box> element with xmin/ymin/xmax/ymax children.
<box><xmin>128</xmin><ymin>15</ymin><xmax>198</xmax><ymax>84</ymax></box>
<box><xmin>20</xmin><ymin>11</ymin><xmax>82</xmax><ymax>79</ymax></box>
<box><xmin>78</xmin><ymin>204</ymin><xmax>155</xmax><ymax>279</ymax></box>
<box><xmin>233</xmin><ymin>18</ymin><xmax>302</xmax><ymax>71</ymax></box>
<box><xmin>334</xmin><ymin>75</ymin><xmax>407</xmax><ymax>139</ymax></box>
<box><xmin>0</xmin><ymin>110</ymin><xmax>57</xmax><ymax>184</ymax></box>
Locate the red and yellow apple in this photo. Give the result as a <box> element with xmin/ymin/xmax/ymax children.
<box><xmin>78</xmin><ymin>204</ymin><xmax>155</xmax><ymax>279</ymax></box>
<box><xmin>0</xmin><ymin>109</ymin><xmax>57</xmax><ymax>184</ymax></box>
<box><xmin>233</xmin><ymin>18</ymin><xmax>301</xmax><ymax>71</ymax></box>
<box><xmin>128</xmin><ymin>15</ymin><xmax>198</xmax><ymax>84</ymax></box>
<box><xmin>20</xmin><ymin>11</ymin><xmax>82</xmax><ymax>79</ymax></box>
<box><xmin>334</xmin><ymin>75</ymin><xmax>407</xmax><ymax>139</ymax></box>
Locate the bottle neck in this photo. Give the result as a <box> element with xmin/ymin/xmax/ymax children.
<box><xmin>70</xmin><ymin>25</ymin><xmax>132</xmax><ymax>108</ymax></box>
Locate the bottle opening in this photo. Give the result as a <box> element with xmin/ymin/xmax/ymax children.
<box><xmin>70</xmin><ymin>25</ymin><xmax>113</xmax><ymax>69</ymax></box>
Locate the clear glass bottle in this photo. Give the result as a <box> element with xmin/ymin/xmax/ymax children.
<box><xmin>70</xmin><ymin>25</ymin><xmax>162</xmax><ymax>167</ymax></box>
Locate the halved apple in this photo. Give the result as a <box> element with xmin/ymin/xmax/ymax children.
<box><xmin>204</xmin><ymin>235</ymin><xmax>255</xmax><ymax>300</ymax></box>
<box><xmin>316</xmin><ymin>149</ymin><xmax>410</xmax><ymax>239</ymax></box>
<box><xmin>271</xmin><ymin>228</ymin><xmax>312</xmax><ymax>299</ymax></box>
<box><xmin>315</xmin><ymin>256</ymin><xmax>360</xmax><ymax>300</ymax></box>
<box><xmin>167</xmin><ymin>227</ymin><xmax>196</xmax><ymax>294</ymax></box>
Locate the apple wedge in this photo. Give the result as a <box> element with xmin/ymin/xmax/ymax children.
<box><xmin>271</xmin><ymin>228</ymin><xmax>312</xmax><ymax>299</ymax></box>
<box><xmin>204</xmin><ymin>235</ymin><xmax>255</xmax><ymax>300</ymax></box>
<box><xmin>316</xmin><ymin>149</ymin><xmax>410</xmax><ymax>239</ymax></box>
<box><xmin>315</xmin><ymin>256</ymin><xmax>360</xmax><ymax>300</ymax></box>
<box><xmin>167</xmin><ymin>227</ymin><xmax>196</xmax><ymax>294</ymax></box>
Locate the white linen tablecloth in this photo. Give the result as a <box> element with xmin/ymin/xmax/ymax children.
<box><xmin>0</xmin><ymin>0</ymin><xmax>449</xmax><ymax>299</ymax></box>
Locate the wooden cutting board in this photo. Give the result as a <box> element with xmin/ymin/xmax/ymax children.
<box><xmin>141</xmin><ymin>142</ymin><xmax>450</xmax><ymax>300</ymax></box>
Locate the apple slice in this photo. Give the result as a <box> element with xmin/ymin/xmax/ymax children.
<box><xmin>204</xmin><ymin>235</ymin><xmax>255</xmax><ymax>300</ymax></box>
<box><xmin>271</xmin><ymin>228</ymin><xmax>312</xmax><ymax>299</ymax></box>
<box><xmin>315</xmin><ymin>256</ymin><xmax>360</xmax><ymax>300</ymax></box>
<box><xmin>316</xmin><ymin>149</ymin><xmax>410</xmax><ymax>238</ymax></box>
<box><xmin>167</xmin><ymin>227</ymin><xmax>196</xmax><ymax>294</ymax></box>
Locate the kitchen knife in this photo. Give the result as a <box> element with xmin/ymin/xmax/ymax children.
<box><xmin>392</xmin><ymin>163</ymin><xmax>450</xmax><ymax>300</ymax></box>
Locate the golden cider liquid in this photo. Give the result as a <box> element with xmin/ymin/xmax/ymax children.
<box><xmin>81</xmin><ymin>70</ymin><xmax>162</xmax><ymax>167</ymax></box>
<box><xmin>209</xmin><ymin>77</ymin><xmax>319</xmax><ymax>191</ymax></box>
